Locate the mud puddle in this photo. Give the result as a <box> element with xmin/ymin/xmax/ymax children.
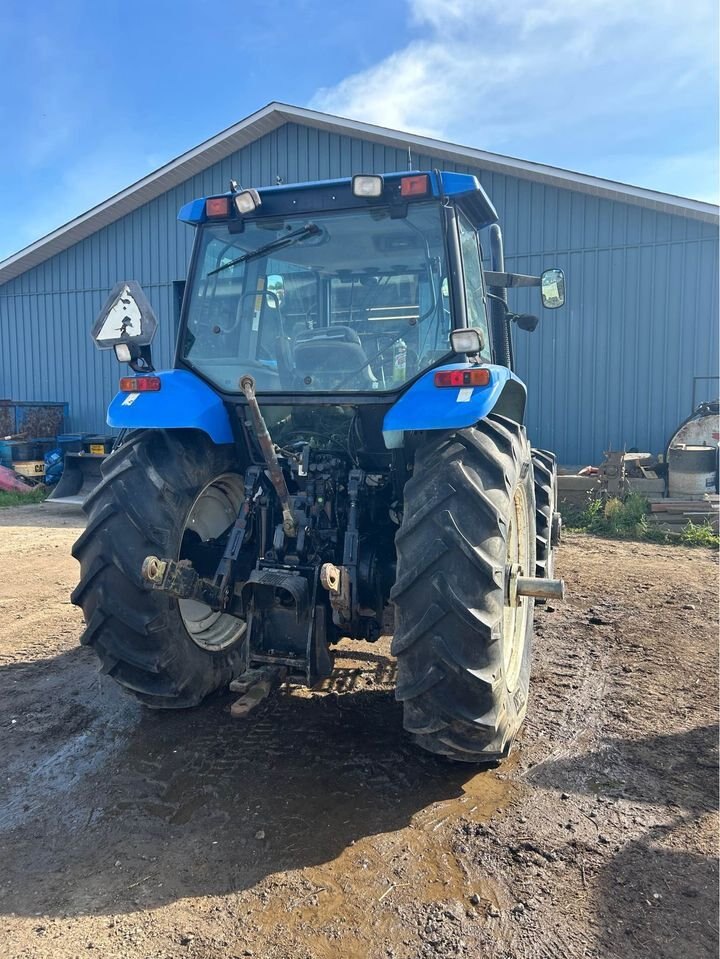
<box><xmin>1</xmin><ymin>640</ymin><xmax>514</xmax><ymax>936</ymax></box>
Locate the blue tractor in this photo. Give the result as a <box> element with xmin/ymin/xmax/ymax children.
<box><xmin>73</xmin><ymin>171</ymin><xmax>565</xmax><ymax>763</ymax></box>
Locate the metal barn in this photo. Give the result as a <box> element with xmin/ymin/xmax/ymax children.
<box><xmin>0</xmin><ymin>102</ymin><xmax>717</xmax><ymax>465</ymax></box>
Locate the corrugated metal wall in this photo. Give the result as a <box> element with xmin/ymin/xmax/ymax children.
<box><xmin>1</xmin><ymin>122</ymin><xmax>717</xmax><ymax>464</ymax></box>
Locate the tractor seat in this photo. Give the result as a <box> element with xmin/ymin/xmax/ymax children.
<box><xmin>293</xmin><ymin>325</ymin><xmax>376</xmax><ymax>388</ymax></box>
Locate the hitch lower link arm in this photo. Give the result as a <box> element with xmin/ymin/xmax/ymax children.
<box><xmin>142</xmin><ymin>373</ymin><xmax>297</xmax><ymax>606</ymax></box>
<box><xmin>141</xmin><ymin>554</ymin><xmax>225</xmax><ymax>608</ymax></box>
<box><xmin>141</xmin><ymin>465</ymin><xmax>263</xmax><ymax>611</ymax></box>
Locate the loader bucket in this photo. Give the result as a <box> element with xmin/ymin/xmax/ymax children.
<box><xmin>48</xmin><ymin>453</ymin><xmax>105</xmax><ymax>505</ymax></box>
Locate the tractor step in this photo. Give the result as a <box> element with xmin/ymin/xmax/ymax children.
<box><xmin>229</xmin><ymin>666</ymin><xmax>287</xmax><ymax>718</ymax></box>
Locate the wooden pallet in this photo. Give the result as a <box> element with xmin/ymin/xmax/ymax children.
<box><xmin>646</xmin><ymin>497</ymin><xmax>719</xmax><ymax>532</ymax></box>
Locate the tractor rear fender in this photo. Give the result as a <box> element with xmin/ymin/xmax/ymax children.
<box><xmin>383</xmin><ymin>363</ymin><xmax>526</xmax><ymax>447</ymax></box>
<box><xmin>107</xmin><ymin>369</ymin><xmax>233</xmax><ymax>445</ymax></box>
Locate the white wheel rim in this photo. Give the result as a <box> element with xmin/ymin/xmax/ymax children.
<box><xmin>503</xmin><ymin>484</ymin><xmax>531</xmax><ymax>690</ymax></box>
<box><xmin>178</xmin><ymin>473</ymin><xmax>247</xmax><ymax>652</ymax></box>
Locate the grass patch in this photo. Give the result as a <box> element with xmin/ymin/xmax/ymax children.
<box><xmin>679</xmin><ymin>520</ymin><xmax>720</xmax><ymax>549</ymax></box>
<box><xmin>0</xmin><ymin>485</ymin><xmax>50</xmax><ymax>508</ymax></box>
<box><xmin>568</xmin><ymin>492</ymin><xmax>719</xmax><ymax>549</ymax></box>
<box><xmin>582</xmin><ymin>492</ymin><xmax>650</xmax><ymax>537</ymax></box>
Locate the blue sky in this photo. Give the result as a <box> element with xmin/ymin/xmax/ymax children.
<box><xmin>0</xmin><ymin>0</ymin><xmax>717</xmax><ymax>261</ymax></box>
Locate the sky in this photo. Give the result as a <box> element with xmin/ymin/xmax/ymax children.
<box><xmin>0</xmin><ymin>0</ymin><xmax>717</xmax><ymax>262</ymax></box>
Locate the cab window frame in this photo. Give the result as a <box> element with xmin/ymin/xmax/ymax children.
<box><xmin>456</xmin><ymin>208</ymin><xmax>492</xmax><ymax>362</ymax></box>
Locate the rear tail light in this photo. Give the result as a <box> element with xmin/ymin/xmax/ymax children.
<box><xmin>119</xmin><ymin>376</ymin><xmax>161</xmax><ymax>392</ymax></box>
<box><xmin>400</xmin><ymin>174</ymin><xmax>430</xmax><ymax>197</ymax></box>
<box><xmin>206</xmin><ymin>197</ymin><xmax>229</xmax><ymax>218</ymax></box>
<box><xmin>434</xmin><ymin>368</ymin><xmax>490</xmax><ymax>388</ymax></box>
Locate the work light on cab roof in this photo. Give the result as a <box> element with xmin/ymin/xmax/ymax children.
<box><xmin>177</xmin><ymin>170</ymin><xmax>500</xmax><ymax>226</ymax></box>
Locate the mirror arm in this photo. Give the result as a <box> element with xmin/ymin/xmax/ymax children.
<box><xmin>485</xmin><ymin>293</ymin><xmax>539</xmax><ymax>332</ymax></box>
<box><xmin>486</xmin><ymin>291</ymin><xmax>516</xmax><ymax>316</ymax></box>
<box><xmin>484</xmin><ymin>271</ymin><xmax>541</xmax><ymax>288</ymax></box>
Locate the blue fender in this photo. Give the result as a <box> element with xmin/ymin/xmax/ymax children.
<box><xmin>107</xmin><ymin>369</ymin><xmax>234</xmax><ymax>445</ymax></box>
<box><xmin>383</xmin><ymin>363</ymin><xmax>525</xmax><ymax>446</ymax></box>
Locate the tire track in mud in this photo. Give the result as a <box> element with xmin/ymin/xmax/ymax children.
<box><xmin>445</xmin><ymin>538</ymin><xmax>718</xmax><ymax>959</ymax></box>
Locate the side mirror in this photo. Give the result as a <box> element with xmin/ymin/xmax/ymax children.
<box><xmin>91</xmin><ymin>280</ymin><xmax>158</xmax><ymax>349</ymax></box>
<box><xmin>515</xmin><ymin>313</ymin><xmax>539</xmax><ymax>332</ymax></box>
<box><xmin>540</xmin><ymin>269</ymin><xmax>565</xmax><ymax>309</ymax></box>
<box><xmin>266</xmin><ymin>274</ymin><xmax>285</xmax><ymax>308</ymax></box>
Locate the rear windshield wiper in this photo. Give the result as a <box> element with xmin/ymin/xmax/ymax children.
<box><xmin>207</xmin><ymin>223</ymin><xmax>320</xmax><ymax>276</ymax></box>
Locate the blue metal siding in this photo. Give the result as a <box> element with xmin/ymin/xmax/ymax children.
<box><xmin>0</xmin><ymin>121</ymin><xmax>717</xmax><ymax>464</ymax></box>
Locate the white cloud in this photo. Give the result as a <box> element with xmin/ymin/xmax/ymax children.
<box><xmin>608</xmin><ymin>148</ymin><xmax>720</xmax><ymax>203</ymax></box>
<box><xmin>309</xmin><ymin>0</ymin><xmax>719</xmax><ymax>197</ymax></box>
<box><xmin>312</xmin><ymin>39</ymin><xmax>529</xmax><ymax>142</ymax></box>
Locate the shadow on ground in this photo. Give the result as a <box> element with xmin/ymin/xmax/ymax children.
<box><xmin>527</xmin><ymin>725</ymin><xmax>719</xmax><ymax>959</ymax></box>
<box><xmin>0</xmin><ymin>645</ymin><xmax>495</xmax><ymax>918</ymax></box>
<box><xmin>527</xmin><ymin>723</ymin><xmax>719</xmax><ymax>812</ymax></box>
<box><xmin>595</xmin><ymin>820</ymin><xmax>719</xmax><ymax>959</ymax></box>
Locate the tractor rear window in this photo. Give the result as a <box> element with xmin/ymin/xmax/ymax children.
<box><xmin>180</xmin><ymin>202</ymin><xmax>451</xmax><ymax>393</ymax></box>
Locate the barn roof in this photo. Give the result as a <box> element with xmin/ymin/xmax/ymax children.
<box><xmin>1</xmin><ymin>101</ymin><xmax>717</xmax><ymax>286</ymax></box>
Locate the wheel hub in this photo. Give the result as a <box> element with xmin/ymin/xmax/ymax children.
<box><xmin>505</xmin><ymin>562</ymin><xmax>524</xmax><ymax>606</ymax></box>
<box><xmin>503</xmin><ymin>486</ymin><xmax>531</xmax><ymax>690</ymax></box>
<box><xmin>178</xmin><ymin>474</ymin><xmax>247</xmax><ymax>652</ymax></box>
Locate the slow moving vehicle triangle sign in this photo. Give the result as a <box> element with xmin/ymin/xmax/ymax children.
<box><xmin>91</xmin><ymin>279</ymin><xmax>158</xmax><ymax>348</ymax></box>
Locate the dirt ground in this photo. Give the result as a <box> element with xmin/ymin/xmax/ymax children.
<box><xmin>0</xmin><ymin>502</ymin><xmax>717</xmax><ymax>959</ymax></box>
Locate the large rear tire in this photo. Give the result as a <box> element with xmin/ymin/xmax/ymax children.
<box><xmin>71</xmin><ymin>429</ymin><xmax>247</xmax><ymax>708</ymax></box>
<box><xmin>531</xmin><ymin>448</ymin><xmax>559</xmax><ymax>580</ymax></box>
<box><xmin>391</xmin><ymin>415</ymin><xmax>536</xmax><ymax>762</ymax></box>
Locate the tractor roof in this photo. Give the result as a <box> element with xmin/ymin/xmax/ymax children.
<box><xmin>178</xmin><ymin>171</ymin><xmax>499</xmax><ymax>230</ymax></box>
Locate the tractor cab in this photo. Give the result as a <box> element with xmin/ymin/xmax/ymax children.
<box><xmin>176</xmin><ymin>172</ymin><xmax>498</xmax><ymax>399</ymax></box>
